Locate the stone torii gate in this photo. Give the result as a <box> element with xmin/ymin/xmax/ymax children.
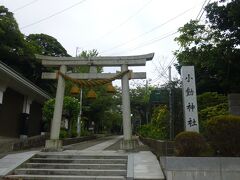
<box><xmin>37</xmin><ymin>53</ymin><xmax>154</xmax><ymax>150</ymax></box>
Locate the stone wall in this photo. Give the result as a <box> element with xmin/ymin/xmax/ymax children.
<box><xmin>13</xmin><ymin>133</ymin><xmax>49</xmax><ymax>151</ymax></box>
<box><xmin>139</xmin><ymin>136</ymin><xmax>174</xmax><ymax>156</ymax></box>
<box><xmin>0</xmin><ymin>134</ymin><xmax>97</xmax><ymax>153</ymax></box>
<box><xmin>160</xmin><ymin>156</ymin><xmax>240</xmax><ymax>180</ymax></box>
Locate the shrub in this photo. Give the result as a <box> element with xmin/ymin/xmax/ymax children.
<box><xmin>199</xmin><ymin>103</ymin><xmax>229</xmax><ymax>133</ymax></box>
<box><xmin>59</xmin><ymin>129</ymin><xmax>68</xmax><ymax>139</ymax></box>
<box><xmin>205</xmin><ymin>115</ymin><xmax>240</xmax><ymax>156</ymax></box>
<box><xmin>197</xmin><ymin>92</ymin><xmax>228</xmax><ymax>134</ymax></box>
<box><xmin>175</xmin><ymin>131</ymin><xmax>208</xmax><ymax>156</ymax></box>
<box><xmin>42</xmin><ymin>96</ymin><xmax>80</xmax><ymax>137</ymax></box>
<box><xmin>137</xmin><ymin>105</ymin><xmax>170</xmax><ymax>140</ymax></box>
<box><xmin>137</xmin><ymin>124</ymin><xmax>166</xmax><ymax>140</ymax></box>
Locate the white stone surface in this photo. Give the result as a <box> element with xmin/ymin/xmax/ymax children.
<box><xmin>0</xmin><ymin>151</ymin><xmax>38</xmax><ymax>177</ymax></box>
<box><xmin>50</xmin><ymin>65</ymin><xmax>67</xmax><ymax>140</ymax></box>
<box><xmin>37</xmin><ymin>53</ymin><xmax>154</xmax><ymax>67</ymax></box>
<box><xmin>181</xmin><ymin>66</ymin><xmax>199</xmax><ymax>132</ymax></box>
<box><xmin>83</xmin><ymin>136</ymin><xmax>122</xmax><ymax>151</ymax></box>
<box><xmin>134</xmin><ymin>151</ymin><xmax>165</xmax><ymax>180</ymax></box>
<box><xmin>42</xmin><ymin>72</ymin><xmax>146</xmax><ymax>80</ymax></box>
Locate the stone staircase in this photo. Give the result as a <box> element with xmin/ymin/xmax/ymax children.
<box><xmin>5</xmin><ymin>152</ymin><xmax>129</xmax><ymax>180</ymax></box>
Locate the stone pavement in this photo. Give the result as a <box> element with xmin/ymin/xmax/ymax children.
<box><xmin>0</xmin><ymin>150</ymin><xmax>38</xmax><ymax>177</ymax></box>
<box><xmin>0</xmin><ymin>135</ymin><xmax>165</xmax><ymax>179</ymax></box>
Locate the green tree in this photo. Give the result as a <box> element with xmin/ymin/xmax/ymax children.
<box><xmin>0</xmin><ymin>6</ymin><xmax>70</xmax><ymax>94</ymax></box>
<box><xmin>26</xmin><ymin>34</ymin><xmax>69</xmax><ymax>57</ymax></box>
<box><xmin>197</xmin><ymin>92</ymin><xmax>228</xmax><ymax>133</ymax></box>
<box><xmin>130</xmin><ymin>84</ymin><xmax>153</xmax><ymax>126</ymax></box>
<box><xmin>26</xmin><ymin>33</ymin><xmax>71</xmax><ymax>94</ymax></box>
<box><xmin>0</xmin><ymin>6</ymin><xmax>41</xmax><ymax>83</ymax></box>
<box><xmin>42</xmin><ymin>96</ymin><xmax>80</xmax><ymax>137</ymax></box>
<box><xmin>65</xmin><ymin>49</ymin><xmax>121</xmax><ymax>134</ymax></box>
<box><xmin>83</xmin><ymin>85</ymin><xmax>121</xmax><ymax>133</ymax></box>
<box><xmin>175</xmin><ymin>0</ymin><xmax>240</xmax><ymax>93</ymax></box>
<box><xmin>161</xmin><ymin>80</ymin><xmax>184</xmax><ymax>136</ymax></box>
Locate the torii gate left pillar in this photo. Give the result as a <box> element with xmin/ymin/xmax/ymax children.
<box><xmin>45</xmin><ymin>65</ymin><xmax>66</xmax><ymax>149</ymax></box>
<box><xmin>121</xmin><ymin>64</ymin><xmax>132</xmax><ymax>149</ymax></box>
<box><xmin>38</xmin><ymin>53</ymin><xmax>154</xmax><ymax>151</ymax></box>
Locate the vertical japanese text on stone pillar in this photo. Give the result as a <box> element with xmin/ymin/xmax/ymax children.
<box><xmin>181</xmin><ymin>66</ymin><xmax>199</xmax><ymax>132</ymax></box>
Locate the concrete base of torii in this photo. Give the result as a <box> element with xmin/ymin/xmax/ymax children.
<box><xmin>44</xmin><ymin>139</ymin><xmax>63</xmax><ymax>151</ymax></box>
<box><xmin>120</xmin><ymin>139</ymin><xmax>138</xmax><ymax>150</ymax></box>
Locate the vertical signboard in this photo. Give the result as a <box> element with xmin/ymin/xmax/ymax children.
<box><xmin>181</xmin><ymin>66</ymin><xmax>199</xmax><ymax>132</ymax></box>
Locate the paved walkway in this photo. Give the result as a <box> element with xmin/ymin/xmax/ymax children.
<box><xmin>0</xmin><ymin>135</ymin><xmax>165</xmax><ymax>179</ymax></box>
<box><xmin>0</xmin><ymin>151</ymin><xmax>37</xmax><ymax>176</ymax></box>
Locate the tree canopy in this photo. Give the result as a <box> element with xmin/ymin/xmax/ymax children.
<box><xmin>0</xmin><ymin>6</ymin><xmax>70</xmax><ymax>94</ymax></box>
<box><xmin>174</xmin><ymin>0</ymin><xmax>240</xmax><ymax>94</ymax></box>
<box><xmin>26</xmin><ymin>34</ymin><xmax>69</xmax><ymax>57</ymax></box>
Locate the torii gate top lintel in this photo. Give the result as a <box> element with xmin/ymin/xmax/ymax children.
<box><xmin>36</xmin><ymin>53</ymin><xmax>154</xmax><ymax>67</ymax></box>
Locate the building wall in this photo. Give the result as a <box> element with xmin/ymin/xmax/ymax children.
<box><xmin>0</xmin><ymin>88</ymin><xmax>44</xmax><ymax>138</ymax></box>
<box><xmin>28</xmin><ymin>101</ymin><xmax>43</xmax><ymax>136</ymax></box>
<box><xmin>0</xmin><ymin>88</ymin><xmax>24</xmax><ymax>137</ymax></box>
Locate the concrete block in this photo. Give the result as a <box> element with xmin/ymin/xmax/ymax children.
<box><xmin>44</xmin><ymin>139</ymin><xmax>63</xmax><ymax>151</ymax></box>
<box><xmin>127</xmin><ymin>154</ymin><xmax>133</xmax><ymax>180</ymax></box>
<box><xmin>163</xmin><ymin>157</ymin><xmax>220</xmax><ymax>171</ymax></box>
<box><xmin>167</xmin><ymin>171</ymin><xmax>220</xmax><ymax>180</ymax></box>
<box><xmin>220</xmin><ymin>157</ymin><xmax>240</xmax><ymax>171</ymax></box>
<box><xmin>222</xmin><ymin>172</ymin><xmax>240</xmax><ymax>180</ymax></box>
<box><xmin>120</xmin><ymin>139</ymin><xmax>137</xmax><ymax>150</ymax></box>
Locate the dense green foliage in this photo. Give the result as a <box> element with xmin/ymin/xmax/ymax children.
<box><xmin>197</xmin><ymin>92</ymin><xmax>227</xmax><ymax>110</ymax></box>
<box><xmin>64</xmin><ymin>49</ymin><xmax>121</xmax><ymax>134</ymax></box>
<box><xmin>42</xmin><ymin>96</ymin><xmax>80</xmax><ymax>138</ymax></box>
<box><xmin>175</xmin><ymin>131</ymin><xmax>209</xmax><ymax>156</ymax></box>
<box><xmin>206</xmin><ymin>115</ymin><xmax>240</xmax><ymax>156</ymax></box>
<box><xmin>163</xmin><ymin>80</ymin><xmax>184</xmax><ymax>136</ymax></box>
<box><xmin>197</xmin><ymin>92</ymin><xmax>228</xmax><ymax>133</ymax></box>
<box><xmin>0</xmin><ymin>6</ymin><xmax>69</xmax><ymax>94</ymax></box>
<box><xmin>0</xmin><ymin>6</ymin><xmax>41</xmax><ymax>83</ymax></box>
<box><xmin>26</xmin><ymin>34</ymin><xmax>69</xmax><ymax>57</ymax></box>
<box><xmin>130</xmin><ymin>84</ymin><xmax>153</xmax><ymax>126</ymax></box>
<box><xmin>175</xmin><ymin>0</ymin><xmax>240</xmax><ymax>93</ymax></box>
<box><xmin>138</xmin><ymin>105</ymin><xmax>169</xmax><ymax>139</ymax></box>
<box><xmin>83</xmin><ymin>86</ymin><xmax>121</xmax><ymax>134</ymax></box>
<box><xmin>137</xmin><ymin>80</ymin><xmax>184</xmax><ymax>140</ymax></box>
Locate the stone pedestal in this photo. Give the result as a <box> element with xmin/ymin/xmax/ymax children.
<box><xmin>44</xmin><ymin>139</ymin><xmax>63</xmax><ymax>151</ymax></box>
<box><xmin>120</xmin><ymin>139</ymin><xmax>137</xmax><ymax>150</ymax></box>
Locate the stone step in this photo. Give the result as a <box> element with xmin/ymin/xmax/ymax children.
<box><xmin>30</xmin><ymin>158</ymin><xmax>127</xmax><ymax>164</ymax></box>
<box><xmin>35</xmin><ymin>154</ymin><xmax>128</xmax><ymax>160</ymax></box>
<box><xmin>24</xmin><ymin>162</ymin><xmax>127</xmax><ymax>169</ymax></box>
<box><xmin>14</xmin><ymin>168</ymin><xmax>127</xmax><ymax>176</ymax></box>
<box><xmin>5</xmin><ymin>174</ymin><xmax>126</xmax><ymax>180</ymax></box>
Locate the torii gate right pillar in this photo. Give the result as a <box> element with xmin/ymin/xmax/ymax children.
<box><xmin>121</xmin><ymin>64</ymin><xmax>133</xmax><ymax>149</ymax></box>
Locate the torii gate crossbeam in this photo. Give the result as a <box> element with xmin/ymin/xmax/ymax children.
<box><xmin>38</xmin><ymin>53</ymin><xmax>154</xmax><ymax>150</ymax></box>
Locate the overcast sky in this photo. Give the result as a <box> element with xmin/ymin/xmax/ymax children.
<box><xmin>1</xmin><ymin>0</ymin><xmax>208</xmax><ymax>87</ymax></box>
